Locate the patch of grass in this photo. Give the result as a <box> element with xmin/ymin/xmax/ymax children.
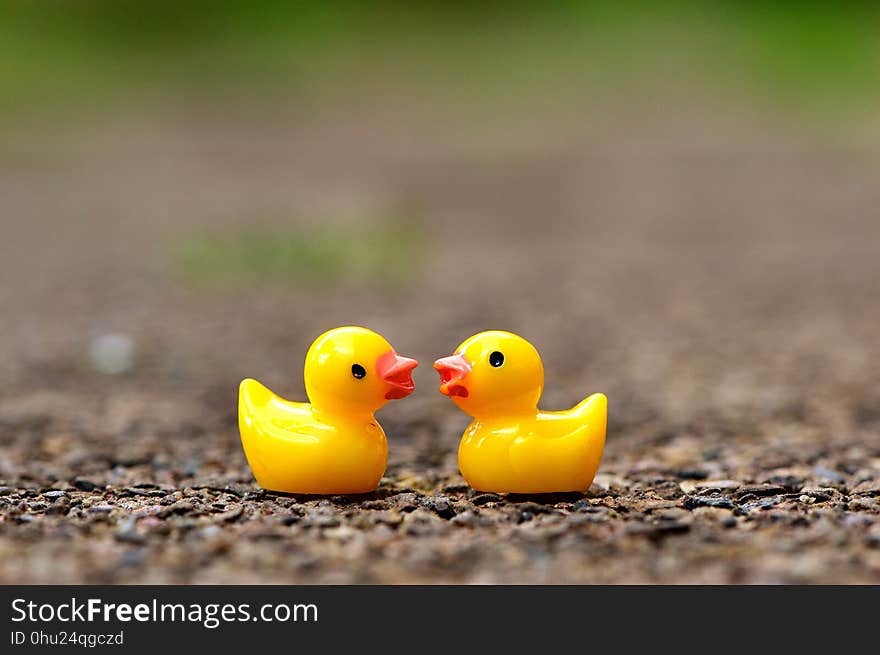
<box><xmin>175</xmin><ymin>219</ymin><xmax>422</xmax><ymax>289</ymax></box>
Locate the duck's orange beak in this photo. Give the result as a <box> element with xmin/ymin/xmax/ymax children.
<box><xmin>433</xmin><ymin>354</ymin><xmax>471</xmax><ymax>398</ymax></box>
<box><xmin>376</xmin><ymin>350</ymin><xmax>419</xmax><ymax>400</ymax></box>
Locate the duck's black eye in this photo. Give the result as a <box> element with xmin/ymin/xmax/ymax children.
<box><xmin>489</xmin><ymin>351</ymin><xmax>504</xmax><ymax>367</ymax></box>
<box><xmin>351</xmin><ymin>364</ymin><xmax>366</xmax><ymax>379</ymax></box>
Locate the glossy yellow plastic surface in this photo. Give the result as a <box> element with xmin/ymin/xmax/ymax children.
<box><xmin>434</xmin><ymin>331</ymin><xmax>606</xmax><ymax>494</ymax></box>
<box><xmin>239</xmin><ymin>326</ymin><xmax>418</xmax><ymax>494</ymax></box>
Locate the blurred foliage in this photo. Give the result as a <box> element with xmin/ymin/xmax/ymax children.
<box><xmin>176</xmin><ymin>219</ymin><xmax>421</xmax><ymax>288</ymax></box>
<box><xmin>1</xmin><ymin>1</ymin><xmax>878</xmax><ymax>124</ymax></box>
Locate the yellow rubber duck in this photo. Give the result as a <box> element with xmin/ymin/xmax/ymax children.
<box><xmin>434</xmin><ymin>330</ymin><xmax>606</xmax><ymax>494</ymax></box>
<box><xmin>239</xmin><ymin>326</ymin><xmax>418</xmax><ymax>494</ymax></box>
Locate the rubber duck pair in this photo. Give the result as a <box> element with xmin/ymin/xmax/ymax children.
<box><xmin>239</xmin><ymin>327</ymin><xmax>606</xmax><ymax>495</ymax></box>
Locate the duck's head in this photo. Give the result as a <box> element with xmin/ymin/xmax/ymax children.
<box><xmin>304</xmin><ymin>326</ymin><xmax>418</xmax><ymax>415</ymax></box>
<box><xmin>434</xmin><ymin>330</ymin><xmax>543</xmax><ymax>418</ymax></box>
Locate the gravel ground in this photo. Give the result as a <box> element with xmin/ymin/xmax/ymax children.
<box><xmin>1</xmin><ymin>113</ymin><xmax>879</xmax><ymax>583</ymax></box>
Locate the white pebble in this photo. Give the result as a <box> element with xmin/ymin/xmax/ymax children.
<box><xmin>88</xmin><ymin>333</ymin><xmax>135</xmax><ymax>375</ymax></box>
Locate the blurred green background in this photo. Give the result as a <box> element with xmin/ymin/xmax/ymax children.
<box><xmin>3</xmin><ymin>1</ymin><xmax>879</xmax><ymax>127</ymax></box>
<box><xmin>4</xmin><ymin>1</ymin><xmax>878</xmax><ymax>290</ymax></box>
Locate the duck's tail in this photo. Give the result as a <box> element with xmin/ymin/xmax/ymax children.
<box><xmin>574</xmin><ymin>393</ymin><xmax>607</xmax><ymax>472</ymax></box>
<box><xmin>573</xmin><ymin>392</ymin><xmax>607</xmax><ymax>423</ymax></box>
<box><xmin>238</xmin><ymin>378</ymin><xmax>275</xmax><ymax>430</ymax></box>
<box><xmin>240</xmin><ymin>378</ymin><xmax>273</xmax><ymax>406</ymax></box>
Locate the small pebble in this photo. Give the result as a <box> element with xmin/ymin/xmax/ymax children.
<box><xmin>471</xmin><ymin>493</ymin><xmax>503</xmax><ymax>506</ymax></box>
<box><xmin>114</xmin><ymin>522</ymin><xmax>146</xmax><ymax>545</ymax></box>
<box><xmin>71</xmin><ymin>479</ymin><xmax>99</xmax><ymax>492</ymax></box>
<box><xmin>683</xmin><ymin>495</ymin><xmax>735</xmax><ymax>510</ymax></box>
<box><xmin>88</xmin><ymin>333</ymin><xmax>136</xmax><ymax>375</ymax></box>
<box><xmin>695</xmin><ymin>479</ymin><xmax>741</xmax><ymax>491</ymax></box>
<box><xmin>813</xmin><ymin>466</ymin><xmax>845</xmax><ymax>483</ymax></box>
<box><xmin>740</xmin><ymin>495</ymin><xmax>784</xmax><ymax>512</ymax></box>
<box><xmin>88</xmin><ymin>504</ymin><xmax>115</xmax><ymax>514</ymax></box>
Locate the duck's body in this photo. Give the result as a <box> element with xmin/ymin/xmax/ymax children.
<box><xmin>239</xmin><ymin>379</ymin><xmax>388</xmax><ymax>494</ymax></box>
<box><xmin>238</xmin><ymin>326</ymin><xmax>417</xmax><ymax>495</ymax></box>
<box><xmin>435</xmin><ymin>331</ymin><xmax>607</xmax><ymax>494</ymax></box>
<box><xmin>458</xmin><ymin>393</ymin><xmax>607</xmax><ymax>493</ymax></box>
